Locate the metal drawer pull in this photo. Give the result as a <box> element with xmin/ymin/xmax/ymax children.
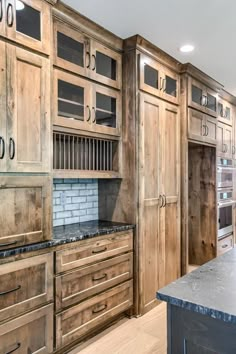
<box><xmin>162</xmin><ymin>79</ymin><xmax>166</xmax><ymax>92</ymax></box>
<box><xmin>163</xmin><ymin>194</ymin><xmax>167</xmax><ymax>207</ymax></box>
<box><xmin>0</xmin><ymin>240</ymin><xmax>18</xmax><ymax>248</ymax></box>
<box><xmin>0</xmin><ymin>285</ymin><xmax>21</xmax><ymax>296</ymax></box>
<box><xmin>222</xmin><ymin>244</ymin><xmax>228</xmax><ymax>249</ymax></box>
<box><xmin>86</xmin><ymin>52</ymin><xmax>90</xmax><ymax>69</ymax></box>
<box><xmin>86</xmin><ymin>105</ymin><xmax>91</xmax><ymax>122</ymax></box>
<box><xmin>9</xmin><ymin>137</ymin><xmax>15</xmax><ymax>160</ymax></box>
<box><xmin>159</xmin><ymin>195</ymin><xmax>163</xmax><ymax>208</ymax></box>
<box><xmin>6</xmin><ymin>3</ymin><xmax>14</xmax><ymax>27</ymax></box>
<box><xmin>0</xmin><ymin>136</ymin><xmax>5</xmax><ymax>159</ymax></box>
<box><xmin>92</xmin><ymin>107</ymin><xmax>96</xmax><ymax>123</ymax></box>
<box><xmin>6</xmin><ymin>343</ymin><xmax>21</xmax><ymax>354</ymax></box>
<box><xmin>92</xmin><ymin>304</ymin><xmax>107</xmax><ymax>314</ymax></box>
<box><xmin>92</xmin><ymin>247</ymin><xmax>107</xmax><ymax>254</ymax></box>
<box><xmin>0</xmin><ymin>0</ymin><xmax>3</xmax><ymax>22</ymax></box>
<box><xmin>92</xmin><ymin>54</ymin><xmax>96</xmax><ymax>71</ymax></box>
<box><xmin>92</xmin><ymin>273</ymin><xmax>107</xmax><ymax>281</ymax></box>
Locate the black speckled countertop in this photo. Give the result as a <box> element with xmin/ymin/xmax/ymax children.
<box><xmin>157</xmin><ymin>249</ymin><xmax>236</xmax><ymax>324</ymax></box>
<box><xmin>0</xmin><ymin>220</ymin><xmax>135</xmax><ymax>259</ymax></box>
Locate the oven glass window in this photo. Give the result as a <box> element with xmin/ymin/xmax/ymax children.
<box><xmin>219</xmin><ymin>206</ymin><xmax>232</xmax><ymax>231</ymax></box>
<box><xmin>218</xmin><ymin>171</ymin><xmax>233</xmax><ymax>186</ymax></box>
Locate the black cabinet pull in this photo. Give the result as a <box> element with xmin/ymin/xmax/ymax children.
<box><xmin>162</xmin><ymin>79</ymin><xmax>166</xmax><ymax>92</ymax></box>
<box><xmin>206</xmin><ymin>125</ymin><xmax>209</xmax><ymax>136</ymax></box>
<box><xmin>6</xmin><ymin>343</ymin><xmax>21</xmax><ymax>354</ymax></box>
<box><xmin>92</xmin><ymin>247</ymin><xmax>107</xmax><ymax>254</ymax></box>
<box><xmin>92</xmin><ymin>54</ymin><xmax>96</xmax><ymax>71</ymax></box>
<box><xmin>232</xmin><ymin>146</ymin><xmax>235</xmax><ymax>155</ymax></box>
<box><xmin>0</xmin><ymin>285</ymin><xmax>21</xmax><ymax>296</ymax></box>
<box><xmin>164</xmin><ymin>194</ymin><xmax>167</xmax><ymax>207</ymax></box>
<box><xmin>6</xmin><ymin>3</ymin><xmax>14</xmax><ymax>27</ymax></box>
<box><xmin>92</xmin><ymin>107</ymin><xmax>96</xmax><ymax>123</ymax></box>
<box><xmin>92</xmin><ymin>304</ymin><xmax>107</xmax><ymax>314</ymax></box>
<box><xmin>0</xmin><ymin>240</ymin><xmax>17</xmax><ymax>248</ymax></box>
<box><xmin>159</xmin><ymin>195</ymin><xmax>163</xmax><ymax>208</ymax></box>
<box><xmin>92</xmin><ymin>273</ymin><xmax>107</xmax><ymax>282</ymax></box>
<box><xmin>86</xmin><ymin>105</ymin><xmax>91</xmax><ymax>122</ymax></box>
<box><xmin>0</xmin><ymin>0</ymin><xmax>3</xmax><ymax>22</ymax></box>
<box><xmin>9</xmin><ymin>137</ymin><xmax>15</xmax><ymax>159</ymax></box>
<box><xmin>0</xmin><ymin>136</ymin><xmax>5</xmax><ymax>159</ymax></box>
<box><xmin>160</xmin><ymin>77</ymin><xmax>163</xmax><ymax>91</ymax></box>
<box><xmin>86</xmin><ymin>52</ymin><xmax>90</xmax><ymax>69</ymax></box>
<box><xmin>222</xmin><ymin>244</ymin><xmax>228</xmax><ymax>249</ymax></box>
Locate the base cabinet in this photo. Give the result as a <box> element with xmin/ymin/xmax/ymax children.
<box><xmin>0</xmin><ymin>304</ymin><xmax>53</xmax><ymax>354</ymax></box>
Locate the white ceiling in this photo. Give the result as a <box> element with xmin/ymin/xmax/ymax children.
<box><xmin>64</xmin><ymin>0</ymin><xmax>236</xmax><ymax>96</ymax></box>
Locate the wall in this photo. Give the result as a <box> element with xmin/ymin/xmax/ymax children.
<box><xmin>53</xmin><ymin>179</ymin><xmax>98</xmax><ymax>227</ymax></box>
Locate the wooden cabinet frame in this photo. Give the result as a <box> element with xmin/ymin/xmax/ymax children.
<box><xmin>217</xmin><ymin>121</ymin><xmax>233</xmax><ymax>158</ymax></box>
<box><xmin>218</xmin><ymin>97</ymin><xmax>233</xmax><ymax>126</ymax></box>
<box><xmin>188</xmin><ymin>108</ymin><xmax>217</xmax><ymax>146</ymax></box>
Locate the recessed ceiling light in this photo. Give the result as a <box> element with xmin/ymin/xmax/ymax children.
<box><xmin>179</xmin><ymin>44</ymin><xmax>195</xmax><ymax>53</ymax></box>
<box><xmin>16</xmin><ymin>0</ymin><xmax>25</xmax><ymax>11</ymax></box>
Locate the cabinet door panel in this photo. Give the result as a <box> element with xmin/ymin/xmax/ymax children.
<box><xmin>188</xmin><ymin>78</ymin><xmax>205</xmax><ymax>112</ymax></box>
<box><xmin>224</xmin><ymin>124</ymin><xmax>233</xmax><ymax>158</ymax></box>
<box><xmin>0</xmin><ymin>40</ymin><xmax>6</xmax><ymax>172</ymax></box>
<box><xmin>0</xmin><ymin>0</ymin><xmax>5</xmax><ymax>36</ymax></box>
<box><xmin>6</xmin><ymin>45</ymin><xmax>50</xmax><ymax>173</ymax></box>
<box><xmin>188</xmin><ymin>108</ymin><xmax>204</xmax><ymax>143</ymax></box>
<box><xmin>217</xmin><ymin>122</ymin><xmax>225</xmax><ymax>156</ymax></box>
<box><xmin>162</xmin><ymin>67</ymin><xmax>179</xmax><ymax>104</ymax></box>
<box><xmin>218</xmin><ymin>99</ymin><xmax>233</xmax><ymax>126</ymax></box>
<box><xmin>205</xmin><ymin>116</ymin><xmax>217</xmax><ymax>145</ymax></box>
<box><xmin>206</xmin><ymin>88</ymin><xmax>217</xmax><ymax>117</ymax></box>
<box><xmin>5</xmin><ymin>0</ymin><xmax>51</xmax><ymax>54</ymax></box>
<box><xmin>0</xmin><ymin>176</ymin><xmax>52</xmax><ymax>250</ymax></box>
<box><xmin>91</xmin><ymin>40</ymin><xmax>122</xmax><ymax>89</ymax></box>
<box><xmin>139</xmin><ymin>54</ymin><xmax>162</xmax><ymax>98</ymax></box>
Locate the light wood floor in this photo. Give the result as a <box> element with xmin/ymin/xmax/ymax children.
<box><xmin>69</xmin><ymin>303</ymin><xmax>167</xmax><ymax>354</ymax></box>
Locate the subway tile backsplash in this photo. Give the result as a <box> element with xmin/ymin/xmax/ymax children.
<box><xmin>53</xmin><ymin>179</ymin><xmax>98</xmax><ymax>227</ymax></box>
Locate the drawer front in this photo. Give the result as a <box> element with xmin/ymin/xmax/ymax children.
<box><xmin>218</xmin><ymin>235</ymin><xmax>233</xmax><ymax>256</ymax></box>
<box><xmin>0</xmin><ymin>304</ymin><xmax>53</xmax><ymax>354</ymax></box>
<box><xmin>56</xmin><ymin>280</ymin><xmax>133</xmax><ymax>348</ymax></box>
<box><xmin>56</xmin><ymin>253</ymin><xmax>133</xmax><ymax>311</ymax></box>
<box><xmin>56</xmin><ymin>230</ymin><xmax>133</xmax><ymax>273</ymax></box>
<box><xmin>0</xmin><ymin>253</ymin><xmax>53</xmax><ymax>322</ymax></box>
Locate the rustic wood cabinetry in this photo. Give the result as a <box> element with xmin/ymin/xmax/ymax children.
<box><xmin>188</xmin><ymin>108</ymin><xmax>217</xmax><ymax>145</ymax></box>
<box><xmin>0</xmin><ymin>0</ymin><xmax>51</xmax><ymax>54</ymax></box>
<box><xmin>217</xmin><ymin>121</ymin><xmax>233</xmax><ymax>158</ymax></box>
<box><xmin>0</xmin><ymin>176</ymin><xmax>52</xmax><ymax>249</ymax></box>
<box><xmin>218</xmin><ymin>98</ymin><xmax>233</xmax><ymax>126</ymax></box>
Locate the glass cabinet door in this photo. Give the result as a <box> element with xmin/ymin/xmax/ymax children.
<box><xmin>218</xmin><ymin>99</ymin><xmax>232</xmax><ymax>126</ymax></box>
<box><xmin>54</xmin><ymin>21</ymin><xmax>89</xmax><ymax>78</ymax></box>
<box><xmin>54</xmin><ymin>70</ymin><xmax>91</xmax><ymax>131</ymax></box>
<box><xmin>205</xmin><ymin>88</ymin><xmax>217</xmax><ymax>117</ymax></box>
<box><xmin>161</xmin><ymin>68</ymin><xmax>179</xmax><ymax>104</ymax></box>
<box><xmin>93</xmin><ymin>84</ymin><xmax>121</xmax><ymax>136</ymax></box>
<box><xmin>90</xmin><ymin>41</ymin><xmax>122</xmax><ymax>89</ymax></box>
<box><xmin>139</xmin><ymin>53</ymin><xmax>162</xmax><ymax>98</ymax></box>
<box><xmin>5</xmin><ymin>0</ymin><xmax>51</xmax><ymax>54</ymax></box>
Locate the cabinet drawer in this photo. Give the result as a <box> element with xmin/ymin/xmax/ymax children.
<box><xmin>56</xmin><ymin>253</ymin><xmax>133</xmax><ymax>311</ymax></box>
<box><xmin>56</xmin><ymin>230</ymin><xmax>133</xmax><ymax>273</ymax></box>
<box><xmin>0</xmin><ymin>304</ymin><xmax>53</xmax><ymax>354</ymax></box>
<box><xmin>56</xmin><ymin>280</ymin><xmax>133</xmax><ymax>348</ymax></box>
<box><xmin>218</xmin><ymin>235</ymin><xmax>233</xmax><ymax>256</ymax></box>
<box><xmin>0</xmin><ymin>253</ymin><xmax>53</xmax><ymax>323</ymax></box>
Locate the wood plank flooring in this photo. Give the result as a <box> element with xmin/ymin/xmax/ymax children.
<box><xmin>69</xmin><ymin>303</ymin><xmax>167</xmax><ymax>354</ymax></box>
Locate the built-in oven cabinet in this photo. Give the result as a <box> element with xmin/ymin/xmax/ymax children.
<box><xmin>139</xmin><ymin>53</ymin><xmax>179</xmax><ymax>104</ymax></box>
<box><xmin>53</xmin><ymin>69</ymin><xmax>121</xmax><ymax>136</ymax></box>
<box><xmin>217</xmin><ymin>122</ymin><xmax>233</xmax><ymax>159</ymax></box>
<box><xmin>218</xmin><ymin>98</ymin><xmax>233</xmax><ymax>126</ymax></box>
<box><xmin>53</xmin><ymin>20</ymin><xmax>122</xmax><ymax>89</ymax></box>
<box><xmin>217</xmin><ymin>158</ymin><xmax>234</xmax><ymax>189</ymax></box>
<box><xmin>0</xmin><ymin>0</ymin><xmax>51</xmax><ymax>55</ymax></box>
<box><xmin>188</xmin><ymin>77</ymin><xmax>218</xmax><ymax>117</ymax></box>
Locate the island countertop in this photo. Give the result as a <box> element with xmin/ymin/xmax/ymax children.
<box><xmin>157</xmin><ymin>248</ymin><xmax>236</xmax><ymax>324</ymax></box>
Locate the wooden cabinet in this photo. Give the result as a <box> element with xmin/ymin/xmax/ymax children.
<box><xmin>56</xmin><ymin>281</ymin><xmax>133</xmax><ymax>348</ymax></box>
<box><xmin>0</xmin><ymin>176</ymin><xmax>52</xmax><ymax>250</ymax></box>
<box><xmin>139</xmin><ymin>53</ymin><xmax>179</xmax><ymax>104</ymax></box>
<box><xmin>0</xmin><ymin>41</ymin><xmax>51</xmax><ymax>173</ymax></box>
<box><xmin>54</xmin><ymin>69</ymin><xmax>121</xmax><ymax>136</ymax></box>
<box><xmin>188</xmin><ymin>108</ymin><xmax>217</xmax><ymax>145</ymax></box>
<box><xmin>218</xmin><ymin>235</ymin><xmax>233</xmax><ymax>256</ymax></box>
<box><xmin>54</xmin><ymin>20</ymin><xmax>122</xmax><ymax>89</ymax></box>
<box><xmin>218</xmin><ymin>98</ymin><xmax>233</xmax><ymax>126</ymax></box>
<box><xmin>0</xmin><ymin>0</ymin><xmax>51</xmax><ymax>54</ymax></box>
<box><xmin>188</xmin><ymin>77</ymin><xmax>217</xmax><ymax>117</ymax></box>
<box><xmin>0</xmin><ymin>304</ymin><xmax>53</xmax><ymax>354</ymax></box>
<box><xmin>139</xmin><ymin>93</ymin><xmax>180</xmax><ymax>313</ymax></box>
<box><xmin>217</xmin><ymin>122</ymin><xmax>233</xmax><ymax>158</ymax></box>
<box><xmin>0</xmin><ymin>253</ymin><xmax>53</xmax><ymax>322</ymax></box>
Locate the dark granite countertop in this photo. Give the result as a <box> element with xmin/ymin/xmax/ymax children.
<box><xmin>157</xmin><ymin>249</ymin><xmax>236</xmax><ymax>324</ymax></box>
<box><xmin>0</xmin><ymin>220</ymin><xmax>135</xmax><ymax>259</ymax></box>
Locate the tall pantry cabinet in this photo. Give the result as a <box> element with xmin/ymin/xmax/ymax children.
<box><xmin>99</xmin><ymin>35</ymin><xmax>181</xmax><ymax>315</ymax></box>
<box><xmin>0</xmin><ymin>0</ymin><xmax>53</xmax><ymax>250</ymax></box>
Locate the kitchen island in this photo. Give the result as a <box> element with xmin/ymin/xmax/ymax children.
<box><xmin>157</xmin><ymin>249</ymin><xmax>236</xmax><ymax>354</ymax></box>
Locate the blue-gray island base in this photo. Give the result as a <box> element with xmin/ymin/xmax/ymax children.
<box><xmin>157</xmin><ymin>249</ymin><xmax>236</xmax><ymax>354</ymax></box>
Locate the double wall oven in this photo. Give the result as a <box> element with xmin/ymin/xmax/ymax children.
<box><xmin>217</xmin><ymin>158</ymin><xmax>235</xmax><ymax>240</ymax></box>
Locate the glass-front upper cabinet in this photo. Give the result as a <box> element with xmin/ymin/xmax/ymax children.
<box><xmin>188</xmin><ymin>77</ymin><xmax>217</xmax><ymax>117</ymax></box>
<box><xmin>218</xmin><ymin>98</ymin><xmax>232</xmax><ymax>126</ymax></box>
<box><xmin>54</xmin><ymin>69</ymin><xmax>91</xmax><ymax>131</ymax></box>
<box><xmin>139</xmin><ymin>53</ymin><xmax>179</xmax><ymax>104</ymax></box>
<box><xmin>4</xmin><ymin>0</ymin><xmax>50</xmax><ymax>54</ymax></box>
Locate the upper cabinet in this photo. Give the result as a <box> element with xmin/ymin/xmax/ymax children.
<box><xmin>188</xmin><ymin>77</ymin><xmax>218</xmax><ymax>117</ymax></box>
<box><xmin>0</xmin><ymin>0</ymin><xmax>51</xmax><ymax>54</ymax></box>
<box><xmin>218</xmin><ymin>98</ymin><xmax>233</xmax><ymax>126</ymax></box>
<box><xmin>139</xmin><ymin>53</ymin><xmax>179</xmax><ymax>104</ymax></box>
<box><xmin>54</xmin><ymin>20</ymin><xmax>122</xmax><ymax>89</ymax></box>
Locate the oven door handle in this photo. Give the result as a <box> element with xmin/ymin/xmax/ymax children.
<box><xmin>217</xmin><ymin>167</ymin><xmax>234</xmax><ymax>172</ymax></box>
<box><xmin>218</xmin><ymin>201</ymin><xmax>236</xmax><ymax>208</ymax></box>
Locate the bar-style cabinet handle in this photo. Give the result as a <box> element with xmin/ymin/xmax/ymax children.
<box><xmin>92</xmin><ymin>54</ymin><xmax>96</xmax><ymax>71</ymax></box>
<box><xmin>222</xmin><ymin>244</ymin><xmax>228</xmax><ymax>249</ymax></box>
<box><xmin>92</xmin><ymin>304</ymin><xmax>107</xmax><ymax>314</ymax></box>
<box><xmin>9</xmin><ymin>137</ymin><xmax>15</xmax><ymax>159</ymax></box>
<box><xmin>6</xmin><ymin>343</ymin><xmax>21</xmax><ymax>354</ymax></box>
<box><xmin>92</xmin><ymin>247</ymin><xmax>107</xmax><ymax>254</ymax></box>
<box><xmin>0</xmin><ymin>0</ymin><xmax>3</xmax><ymax>22</ymax></box>
<box><xmin>92</xmin><ymin>107</ymin><xmax>96</xmax><ymax>123</ymax></box>
<box><xmin>6</xmin><ymin>3</ymin><xmax>14</xmax><ymax>27</ymax></box>
<box><xmin>0</xmin><ymin>240</ymin><xmax>17</xmax><ymax>248</ymax></box>
<box><xmin>86</xmin><ymin>105</ymin><xmax>91</xmax><ymax>122</ymax></box>
<box><xmin>0</xmin><ymin>136</ymin><xmax>5</xmax><ymax>159</ymax></box>
<box><xmin>0</xmin><ymin>285</ymin><xmax>21</xmax><ymax>296</ymax></box>
<box><xmin>86</xmin><ymin>52</ymin><xmax>90</xmax><ymax>69</ymax></box>
<box><xmin>92</xmin><ymin>273</ymin><xmax>107</xmax><ymax>282</ymax></box>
